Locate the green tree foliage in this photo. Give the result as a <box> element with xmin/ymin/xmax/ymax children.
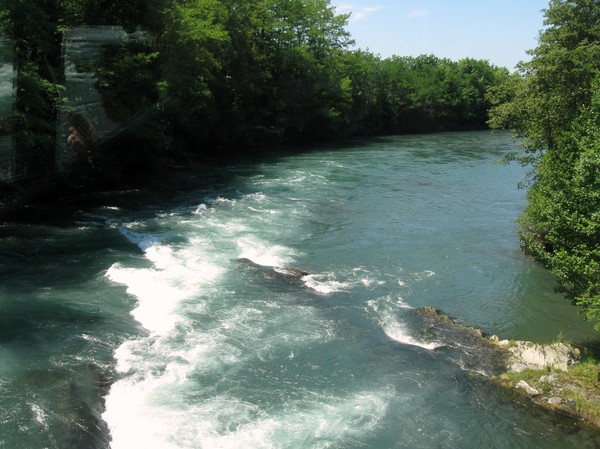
<box><xmin>208</xmin><ymin>0</ymin><xmax>354</xmax><ymax>147</ymax></box>
<box><xmin>490</xmin><ymin>0</ymin><xmax>600</xmax><ymax>154</ymax></box>
<box><xmin>357</xmin><ymin>54</ymin><xmax>506</xmax><ymax>134</ymax></box>
<box><xmin>519</xmin><ymin>77</ymin><xmax>600</xmax><ymax>326</ymax></box>
<box><xmin>2</xmin><ymin>0</ymin><xmax>509</xmax><ymax>180</ymax></box>
<box><xmin>0</xmin><ymin>0</ymin><xmax>63</xmax><ymax>177</ymax></box>
<box><xmin>59</xmin><ymin>0</ymin><xmax>169</xmax><ymax>33</ymax></box>
<box><xmin>490</xmin><ymin>0</ymin><xmax>600</xmax><ymax>327</ymax></box>
<box><xmin>95</xmin><ymin>42</ymin><xmax>162</xmax><ymax>122</ymax></box>
<box><xmin>456</xmin><ymin>58</ymin><xmax>510</xmax><ymax>128</ymax></box>
<box><xmin>160</xmin><ymin>0</ymin><xmax>227</xmax><ymax>101</ymax></box>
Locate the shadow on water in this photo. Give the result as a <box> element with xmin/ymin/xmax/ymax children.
<box><xmin>0</xmin><ymin>229</ymin><xmax>137</xmax><ymax>448</ymax></box>
<box><xmin>0</xmin><ymin>131</ymin><xmax>514</xmax><ymax>227</ymax></box>
<box><xmin>3</xmin><ymin>365</ymin><xmax>112</xmax><ymax>449</ymax></box>
<box><xmin>0</xmin><ymin>283</ymin><xmax>132</xmax><ymax>449</ymax></box>
<box><xmin>579</xmin><ymin>339</ymin><xmax>600</xmax><ymax>359</ymax></box>
<box><xmin>0</xmin><ymin>299</ymin><xmax>104</xmax><ymax>344</ymax></box>
<box><xmin>0</xmin><ymin>299</ymin><xmax>115</xmax><ymax>448</ymax></box>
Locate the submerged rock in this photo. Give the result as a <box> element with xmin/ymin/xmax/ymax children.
<box><xmin>234</xmin><ymin>258</ymin><xmax>308</xmax><ymax>278</ymax></box>
<box><xmin>414</xmin><ymin>307</ymin><xmax>509</xmax><ymax>376</ymax></box>
<box><xmin>273</xmin><ymin>266</ymin><xmax>310</xmax><ymax>278</ymax></box>
<box><xmin>233</xmin><ymin>258</ymin><xmax>309</xmax><ymax>292</ymax></box>
<box><xmin>8</xmin><ymin>364</ymin><xmax>112</xmax><ymax>449</ymax></box>
<box><xmin>415</xmin><ymin>306</ymin><xmax>599</xmax><ymax>429</ymax></box>
<box><xmin>416</xmin><ymin>306</ymin><xmax>485</xmax><ymax>338</ymax></box>
<box><xmin>415</xmin><ymin>307</ymin><xmax>581</xmax><ymax>376</ymax></box>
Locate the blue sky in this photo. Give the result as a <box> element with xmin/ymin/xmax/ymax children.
<box><xmin>331</xmin><ymin>0</ymin><xmax>550</xmax><ymax>70</ymax></box>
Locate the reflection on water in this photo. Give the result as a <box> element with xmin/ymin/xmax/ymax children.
<box><xmin>0</xmin><ymin>30</ymin><xmax>16</xmax><ymax>181</ymax></box>
<box><xmin>58</xmin><ymin>26</ymin><xmax>129</xmax><ymax>165</ymax></box>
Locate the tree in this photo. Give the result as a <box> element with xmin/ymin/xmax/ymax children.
<box><xmin>490</xmin><ymin>0</ymin><xmax>600</xmax><ymax>328</ymax></box>
<box><xmin>207</xmin><ymin>0</ymin><xmax>353</xmax><ymax>148</ymax></box>
<box><xmin>0</xmin><ymin>0</ymin><xmax>63</xmax><ymax>177</ymax></box>
<box><xmin>455</xmin><ymin>58</ymin><xmax>509</xmax><ymax>129</ymax></box>
<box><xmin>491</xmin><ymin>0</ymin><xmax>600</xmax><ymax>154</ymax></box>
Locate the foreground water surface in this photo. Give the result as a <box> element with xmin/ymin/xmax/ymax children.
<box><xmin>1</xmin><ymin>131</ymin><xmax>599</xmax><ymax>448</ymax></box>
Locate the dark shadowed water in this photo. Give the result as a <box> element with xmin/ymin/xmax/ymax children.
<box><xmin>1</xmin><ymin>131</ymin><xmax>599</xmax><ymax>448</ymax></box>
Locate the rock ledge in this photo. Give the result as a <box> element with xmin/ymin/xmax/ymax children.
<box><xmin>490</xmin><ymin>337</ymin><xmax>581</xmax><ymax>372</ymax></box>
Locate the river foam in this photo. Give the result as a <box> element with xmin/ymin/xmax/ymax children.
<box><xmin>367</xmin><ymin>296</ymin><xmax>442</xmax><ymax>350</ymax></box>
<box><xmin>6</xmin><ymin>132</ymin><xmax>600</xmax><ymax>449</ymax></box>
<box><xmin>105</xmin><ymin>387</ymin><xmax>390</xmax><ymax>449</ymax></box>
<box><xmin>104</xmin><ymin>203</ymin><xmax>374</xmax><ymax>448</ymax></box>
<box><xmin>106</xmin><ymin>226</ymin><xmax>224</xmax><ymax>334</ymax></box>
<box><xmin>104</xmin><ymin>236</ymin><xmax>430</xmax><ymax>449</ymax></box>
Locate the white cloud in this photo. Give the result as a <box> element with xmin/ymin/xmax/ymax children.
<box><xmin>364</xmin><ymin>6</ymin><xmax>383</xmax><ymax>13</ymax></box>
<box><xmin>407</xmin><ymin>9</ymin><xmax>430</xmax><ymax>18</ymax></box>
<box><xmin>334</xmin><ymin>3</ymin><xmax>356</xmax><ymax>13</ymax></box>
<box><xmin>350</xmin><ymin>5</ymin><xmax>384</xmax><ymax>22</ymax></box>
<box><xmin>335</xmin><ymin>3</ymin><xmax>355</xmax><ymax>13</ymax></box>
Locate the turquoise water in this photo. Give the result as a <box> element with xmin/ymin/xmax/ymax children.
<box><xmin>1</xmin><ymin>131</ymin><xmax>599</xmax><ymax>448</ymax></box>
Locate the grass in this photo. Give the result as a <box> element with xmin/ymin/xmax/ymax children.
<box><xmin>567</xmin><ymin>358</ymin><xmax>599</xmax><ymax>389</ymax></box>
<box><xmin>496</xmin><ymin>357</ymin><xmax>600</xmax><ymax>428</ymax></box>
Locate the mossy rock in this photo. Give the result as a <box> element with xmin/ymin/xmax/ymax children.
<box><xmin>416</xmin><ymin>306</ymin><xmax>456</xmax><ymax>324</ymax></box>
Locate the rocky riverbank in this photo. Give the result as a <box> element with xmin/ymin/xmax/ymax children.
<box><xmin>416</xmin><ymin>307</ymin><xmax>600</xmax><ymax>429</ymax></box>
<box><xmin>490</xmin><ymin>337</ymin><xmax>600</xmax><ymax>428</ymax></box>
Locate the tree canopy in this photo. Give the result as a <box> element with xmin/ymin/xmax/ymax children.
<box><xmin>489</xmin><ymin>0</ymin><xmax>600</xmax><ymax>327</ymax></box>
<box><xmin>1</xmin><ymin>1</ymin><xmax>508</xmax><ymax>184</ymax></box>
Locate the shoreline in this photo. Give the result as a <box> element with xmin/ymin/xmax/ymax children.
<box><xmin>491</xmin><ymin>337</ymin><xmax>600</xmax><ymax>429</ymax></box>
<box><xmin>416</xmin><ymin>307</ymin><xmax>600</xmax><ymax>430</ymax></box>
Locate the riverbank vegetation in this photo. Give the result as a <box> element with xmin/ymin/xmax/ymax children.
<box><xmin>488</xmin><ymin>0</ymin><xmax>600</xmax><ymax>329</ymax></box>
<box><xmin>497</xmin><ymin>357</ymin><xmax>600</xmax><ymax>428</ymax></box>
<box><xmin>2</xmin><ymin>1</ymin><xmax>600</xmax><ymax>336</ymax></box>
<box><xmin>419</xmin><ymin>307</ymin><xmax>600</xmax><ymax>429</ymax></box>
<box><xmin>0</xmin><ymin>0</ymin><xmax>509</xmax><ymax>196</ymax></box>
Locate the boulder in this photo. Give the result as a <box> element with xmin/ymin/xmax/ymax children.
<box><xmin>516</xmin><ymin>380</ymin><xmax>540</xmax><ymax>397</ymax></box>
<box><xmin>507</xmin><ymin>341</ymin><xmax>580</xmax><ymax>372</ymax></box>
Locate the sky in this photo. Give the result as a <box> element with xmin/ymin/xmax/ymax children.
<box><xmin>330</xmin><ymin>0</ymin><xmax>550</xmax><ymax>70</ymax></box>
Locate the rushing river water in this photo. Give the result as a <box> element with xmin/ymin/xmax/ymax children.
<box><xmin>1</xmin><ymin>131</ymin><xmax>600</xmax><ymax>448</ymax></box>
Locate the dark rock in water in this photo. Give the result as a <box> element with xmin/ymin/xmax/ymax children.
<box><xmin>415</xmin><ymin>307</ymin><xmax>600</xmax><ymax>429</ymax></box>
<box><xmin>417</xmin><ymin>306</ymin><xmax>484</xmax><ymax>337</ymax></box>
<box><xmin>414</xmin><ymin>306</ymin><xmax>509</xmax><ymax>376</ymax></box>
<box><xmin>234</xmin><ymin>258</ymin><xmax>308</xmax><ymax>277</ymax></box>
<box><xmin>233</xmin><ymin>258</ymin><xmax>309</xmax><ymax>292</ymax></box>
<box><xmin>9</xmin><ymin>364</ymin><xmax>112</xmax><ymax>449</ymax></box>
<box><xmin>273</xmin><ymin>266</ymin><xmax>310</xmax><ymax>278</ymax></box>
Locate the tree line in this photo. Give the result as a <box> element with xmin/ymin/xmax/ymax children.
<box><xmin>0</xmin><ymin>0</ymin><xmax>509</xmax><ymax>181</ymax></box>
<box><xmin>489</xmin><ymin>0</ymin><xmax>600</xmax><ymax>328</ymax></box>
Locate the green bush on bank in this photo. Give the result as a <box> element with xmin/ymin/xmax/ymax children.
<box><xmin>489</xmin><ymin>0</ymin><xmax>600</xmax><ymax>329</ymax></box>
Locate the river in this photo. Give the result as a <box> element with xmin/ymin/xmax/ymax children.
<box><xmin>1</xmin><ymin>131</ymin><xmax>599</xmax><ymax>448</ymax></box>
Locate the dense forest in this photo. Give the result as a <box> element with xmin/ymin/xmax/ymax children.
<box><xmin>1</xmin><ymin>0</ymin><xmax>600</xmax><ymax>329</ymax></box>
<box><xmin>0</xmin><ymin>0</ymin><xmax>509</xmax><ymax>182</ymax></box>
